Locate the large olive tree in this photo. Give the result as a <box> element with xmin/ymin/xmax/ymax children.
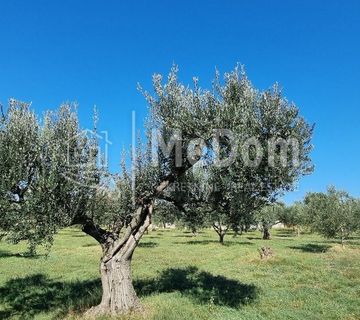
<box><xmin>0</xmin><ymin>65</ymin><xmax>313</xmax><ymax>316</ymax></box>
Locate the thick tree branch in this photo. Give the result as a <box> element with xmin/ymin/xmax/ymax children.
<box><xmin>104</xmin><ymin>204</ymin><xmax>150</xmax><ymax>262</ymax></box>
<box><xmin>72</xmin><ymin>216</ymin><xmax>113</xmax><ymax>247</ymax></box>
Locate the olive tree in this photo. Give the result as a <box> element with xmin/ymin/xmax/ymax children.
<box><xmin>205</xmin><ymin>167</ymin><xmax>260</xmax><ymax>244</ymax></box>
<box><xmin>304</xmin><ymin>186</ymin><xmax>360</xmax><ymax>246</ymax></box>
<box><xmin>193</xmin><ymin>65</ymin><xmax>314</xmax><ymax>244</ymax></box>
<box><xmin>84</xmin><ymin>63</ymin><xmax>313</xmax><ymax>314</ymax></box>
<box><xmin>0</xmin><ymin>99</ymin><xmax>154</xmax><ymax>315</ymax></box>
<box><xmin>255</xmin><ymin>202</ymin><xmax>285</xmax><ymax>240</ymax></box>
<box><xmin>0</xmin><ymin>64</ymin><xmax>314</xmax><ymax>316</ymax></box>
<box><xmin>0</xmin><ymin>100</ymin><xmax>102</xmax><ymax>253</ymax></box>
<box><xmin>152</xmin><ymin>201</ymin><xmax>179</xmax><ymax>228</ymax></box>
<box><xmin>279</xmin><ymin>202</ymin><xmax>306</xmax><ymax>236</ymax></box>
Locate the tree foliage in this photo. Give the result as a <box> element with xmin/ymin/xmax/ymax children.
<box><xmin>304</xmin><ymin>186</ymin><xmax>360</xmax><ymax>245</ymax></box>
<box><xmin>0</xmin><ymin>100</ymin><xmax>102</xmax><ymax>252</ymax></box>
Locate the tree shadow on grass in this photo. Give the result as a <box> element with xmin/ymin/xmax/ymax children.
<box><xmin>175</xmin><ymin>240</ymin><xmax>254</xmax><ymax>246</ymax></box>
<box><xmin>182</xmin><ymin>231</ymin><xmax>205</xmax><ymax>234</ymax></box>
<box><xmin>0</xmin><ymin>249</ymin><xmax>44</xmax><ymax>259</ymax></box>
<box><xmin>173</xmin><ymin>234</ymin><xmax>199</xmax><ymax>238</ymax></box>
<box><xmin>312</xmin><ymin>238</ymin><xmax>360</xmax><ymax>246</ymax></box>
<box><xmin>274</xmin><ymin>229</ymin><xmax>296</xmax><ymax>238</ymax></box>
<box><xmin>289</xmin><ymin>243</ymin><xmax>331</xmax><ymax>253</ymax></box>
<box><xmin>0</xmin><ymin>249</ymin><xmax>19</xmax><ymax>259</ymax></box>
<box><xmin>276</xmin><ymin>234</ymin><xmax>295</xmax><ymax>238</ymax></box>
<box><xmin>0</xmin><ymin>274</ymin><xmax>101</xmax><ymax>319</ymax></box>
<box><xmin>135</xmin><ymin>266</ymin><xmax>257</xmax><ymax>308</ymax></box>
<box><xmin>82</xmin><ymin>243</ymin><xmax>98</xmax><ymax>247</ymax></box>
<box><xmin>138</xmin><ymin>241</ymin><xmax>159</xmax><ymax>248</ymax></box>
<box><xmin>0</xmin><ymin>267</ymin><xmax>257</xmax><ymax>318</ymax></box>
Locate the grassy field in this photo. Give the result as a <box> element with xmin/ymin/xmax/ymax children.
<box><xmin>0</xmin><ymin>228</ymin><xmax>359</xmax><ymax>320</ymax></box>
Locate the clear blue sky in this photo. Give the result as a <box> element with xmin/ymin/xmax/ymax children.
<box><xmin>1</xmin><ymin>0</ymin><xmax>359</xmax><ymax>203</ymax></box>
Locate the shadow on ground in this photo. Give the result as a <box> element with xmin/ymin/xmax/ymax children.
<box><xmin>82</xmin><ymin>243</ymin><xmax>98</xmax><ymax>248</ymax></box>
<box><xmin>0</xmin><ymin>267</ymin><xmax>257</xmax><ymax>318</ymax></box>
<box><xmin>274</xmin><ymin>230</ymin><xmax>296</xmax><ymax>238</ymax></box>
<box><xmin>182</xmin><ymin>231</ymin><xmax>205</xmax><ymax>234</ymax></box>
<box><xmin>0</xmin><ymin>249</ymin><xmax>44</xmax><ymax>259</ymax></box>
<box><xmin>0</xmin><ymin>274</ymin><xmax>101</xmax><ymax>319</ymax></box>
<box><xmin>289</xmin><ymin>243</ymin><xmax>331</xmax><ymax>253</ymax></box>
<box><xmin>135</xmin><ymin>266</ymin><xmax>257</xmax><ymax>308</ymax></box>
<box><xmin>312</xmin><ymin>238</ymin><xmax>360</xmax><ymax>246</ymax></box>
<box><xmin>246</xmin><ymin>237</ymin><xmax>262</xmax><ymax>240</ymax></box>
<box><xmin>138</xmin><ymin>241</ymin><xmax>159</xmax><ymax>248</ymax></box>
<box><xmin>174</xmin><ymin>240</ymin><xmax>254</xmax><ymax>246</ymax></box>
<box><xmin>0</xmin><ymin>249</ymin><xmax>20</xmax><ymax>259</ymax></box>
<box><xmin>173</xmin><ymin>234</ymin><xmax>202</xmax><ymax>238</ymax></box>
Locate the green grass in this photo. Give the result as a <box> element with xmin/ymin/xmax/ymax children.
<box><xmin>1</xmin><ymin>228</ymin><xmax>360</xmax><ymax>320</ymax></box>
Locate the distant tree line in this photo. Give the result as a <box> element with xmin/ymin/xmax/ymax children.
<box><xmin>155</xmin><ymin>185</ymin><xmax>360</xmax><ymax>246</ymax></box>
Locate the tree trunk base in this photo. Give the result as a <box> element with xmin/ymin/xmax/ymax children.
<box><xmin>84</xmin><ymin>256</ymin><xmax>142</xmax><ymax>318</ymax></box>
<box><xmin>84</xmin><ymin>302</ymin><xmax>143</xmax><ymax>318</ymax></box>
<box><xmin>84</xmin><ymin>304</ymin><xmax>110</xmax><ymax>318</ymax></box>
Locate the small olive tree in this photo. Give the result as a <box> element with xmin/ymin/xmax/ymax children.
<box><xmin>204</xmin><ymin>167</ymin><xmax>260</xmax><ymax>243</ymax></box>
<box><xmin>304</xmin><ymin>186</ymin><xmax>360</xmax><ymax>246</ymax></box>
<box><xmin>279</xmin><ymin>202</ymin><xmax>306</xmax><ymax>236</ymax></box>
<box><xmin>152</xmin><ymin>200</ymin><xmax>179</xmax><ymax>228</ymax></box>
<box><xmin>255</xmin><ymin>203</ymin><xmax>285</xmax><ymax>240</ymax></box>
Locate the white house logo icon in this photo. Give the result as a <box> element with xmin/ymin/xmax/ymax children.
<box><xmin>63</xmin><ymin>129</ymin><xmax>112</xmax><ymax>188</ymax></box>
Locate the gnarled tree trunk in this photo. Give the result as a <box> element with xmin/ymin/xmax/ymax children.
<box><xmin>88</xmin><ymin>254</ymin><xmax>140</xmax><ymax>316</ymax></box>
<box><xmin>81</xmin><ymin>204</ymin><xmax>153</xmax><ymax>317</ymax></box>
<box><xmin>79</xmin><ymin>169</ymin><xmax>190</xmax><ymax>316</ymax></box>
